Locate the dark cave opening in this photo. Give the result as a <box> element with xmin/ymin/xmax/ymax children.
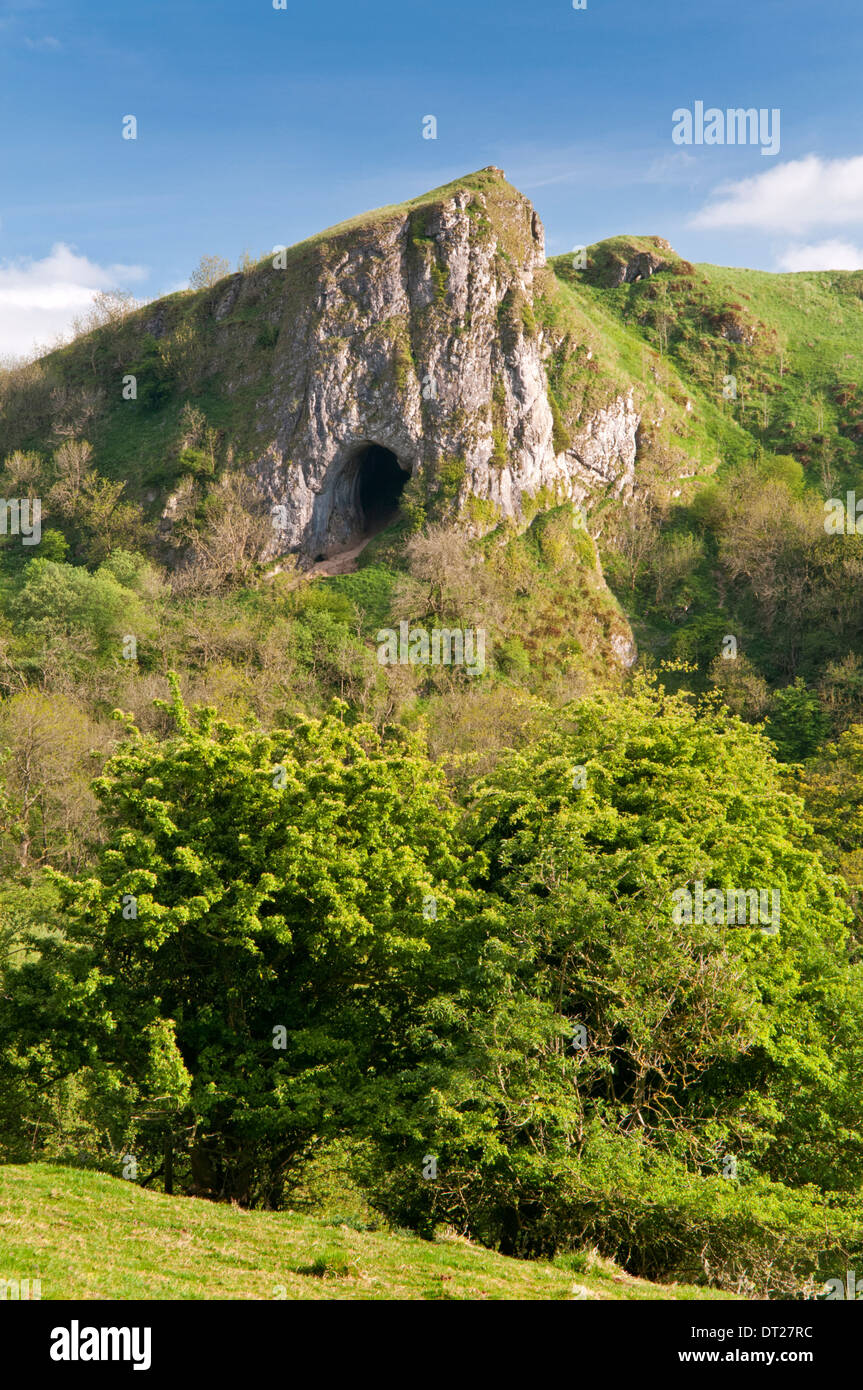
<box><xmin>356</xmin><ymin>444</ymin><xmax>409</xmax><ymax>532</ymax></box>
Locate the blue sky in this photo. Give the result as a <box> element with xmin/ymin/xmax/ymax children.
<box><xmin>1</xmin><ymin>0</ymin><xmax>862</xmax><ymax>355</ymax></box>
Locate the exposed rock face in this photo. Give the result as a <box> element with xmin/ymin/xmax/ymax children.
<box><xmin>611</xmin><ymin>630</ymin><xmax>638</xmax><ymax>668</ymax></box>
<box><xmin>715</xmin><ymin>314</ymin><xmax>756</xmax><ymax>345</ymax></box>
<box><xmin>592</xmin><ymin>238</ymin><xmax>676</xmax><ymax>289</ymax></box>
<box><xmin>564</xmin><ymin>390</ymin><xmax>639</xmax><ymax>497</ymax></box>
<box><xmin>241</xmin><ymin>168</ymin><xmax>640</xmax><ymax>560</ymax></box>
<box><xmin>609</xmin><ymin>251</ymin><xmax>668</xmax><ymax>287</ymax></box>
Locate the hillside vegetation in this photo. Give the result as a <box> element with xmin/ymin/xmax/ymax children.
<box><xmin>550</xmin><ymin>240</ymin><xmax>863</xmax><ymax>716</ymax></box>
<box><xmin>2</xmin><ymin>173</ymin><xmax>863</xmax><ymax>1301</ymax></box>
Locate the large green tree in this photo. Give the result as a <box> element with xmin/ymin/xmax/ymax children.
<box><xmin>3</xmin><ymin>679</ymin><xmax>478</xmax><ymax>1206</ymax></box>
<box><xmin>366</xmin><ymin>677</ymin><xmax>863</xmax><ymax>1284</ymax></box>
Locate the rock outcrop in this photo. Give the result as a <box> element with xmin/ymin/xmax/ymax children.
<box><xmin>609</xmin><ymin>250</ymin><xmax>668</xmax><ymax>287</ymax></box>
<box><xmin>229</xmin><ymin>167</ymin><xmax>640</xmax><ymax>559</ymax></box>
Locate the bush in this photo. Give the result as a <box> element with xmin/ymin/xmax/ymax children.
<box><xmin>560</xmin><ymin>1151</ymin><xmax>863</xmax><ymax>1298</ymax></box>
<box><xmin>256</xmin><ymin>324</ymin><xmax>280</xmax><ymax>350</ymax></box>
<box><xmin>767</xmin><ymin>678</ymin><xmax>831</xmax><ymax>761</ymax></box>
<box><xmin>190</xmin><ymin>255</ymin><xmax>231</xmax><ymax>291</ymax></box>
<box><xmin>12</xmin><ymin>558</ymin><xmax>151</xmax><ymax>657</ymax></box>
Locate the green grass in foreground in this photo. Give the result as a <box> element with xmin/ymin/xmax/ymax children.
<box><xmin>0</xmin><ymin>1164</ymin><xmax>735</xmax><ymax>1301</ymax></box>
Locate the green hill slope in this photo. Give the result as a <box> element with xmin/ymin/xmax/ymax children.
<box><xmin>0</xmin><ymin>1164</ymin><xmax>732</xmax><ymax>1301</ymax></box>
<box><xmin>550</xmin><ymin>239</ymin><xmax>863</xmax><ymax>488</ymax></box>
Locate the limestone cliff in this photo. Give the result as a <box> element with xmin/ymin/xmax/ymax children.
<box><xmin>203</xmin><ymin>167</ymin><xmax>640</xmax><ymax>559</ymax></box>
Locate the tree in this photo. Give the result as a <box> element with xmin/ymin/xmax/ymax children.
<box><xmin>393</xmin><ymin>521</ymin><xmax>504</xmax><ymax>629</ymax></box>
<box><xmin>71</xmin><ymin>289</ymin><xmax>138</xmax><ymax>339</ymax></box>
<box><xmin>767</xmin><ymin>678</ymin><xmax>830</xmax><ymax>762</ymax></box>
<box><xmin>0</xmin><ymin>449</ymin><xmax>45</xmax><ymax>494</ymax></box>
<box><xmin>0</xmin><ymin>691</ymin><xmax>107</xmax><ymax>870</ymax></box>
<box><xmin>701</xmin><ymin>460</ymin><xmax>863</xmax><ymax>683</ymax></box>
<box><xmin>69</xmin><ymin>291</ymin><xmax>140</xmax><ymax>376</ymax></box>
<box><xmin>45</xmin><ymin>439</ymin><xmax>143</xmax><ymax>560</ymax></box>
<box><xmin>367</xmin><ymin>678</ymin><xmax>862</xmax><ymax>1273</ymax></box>
<box><xmin>173</xmin><ymin>471</ymin><xmax>273</xmax><ymax>592</ymax></box>
<box><xmin>12</xmin><ymin>557</ymin><xmax>151</xmax><ymax>658</ymax></box>
<box><xmin>792</xmin><ymin>723</ymin><xmax>863</xmax><ymax>934</ymax></box>
<box><xmin>652</xmin><ymin>281</ymin><xmax>673</xmax><ymax>355</ymax></box>
<box><xmin>708</xmin><ymin>651</ymin><xmax>771</xmax><ymax>720</ymax></box>
<box><xmin>3</xmin><ymin>684</ymin><xmax>479</xmax><ymax>1206</ymax></box>
<box><xmin>189</xmin><ymin>255</ymin><xmax>231</xmax><ymax>292</ymax></box>
<box><xmin>49</xmin><ymin>438</ymin><xmax>95</xmax><ymax>515</ymax></box>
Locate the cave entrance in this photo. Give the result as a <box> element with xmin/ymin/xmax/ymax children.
<box><xmin>356</xmin><ymin>444</ymin><xmax>409</xmax><ymax>533</ymax></box>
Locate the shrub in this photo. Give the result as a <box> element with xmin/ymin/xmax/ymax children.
<box><xmin>190</xmin><ymin>255</ymin><xmax>231</xmax><ymax>291</ymax></box>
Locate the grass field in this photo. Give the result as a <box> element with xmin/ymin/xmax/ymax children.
<box><xmin>0</xmin><ymin>1164</ymin><xmax>734</xmax><ymax>1301</ymax></box>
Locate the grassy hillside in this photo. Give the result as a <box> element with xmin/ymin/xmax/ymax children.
<box><xmin>552</xmin><ymin>237</ymin><xmax>863</xmax><ymax>486</ymax></box>
<box><xmin>544</xmin><ymin>240</ymin><xmax>863</xmax><ymax>710</ymax></box>
<box><xmin>0</xmin><ymin>1165</ymin><xmax>731</xmax><ymax>1301</ymax></box>
<box><xmin>547</xmin><ymin>235</ymin><xmax>863</xmax><ymax>516</ymax></box>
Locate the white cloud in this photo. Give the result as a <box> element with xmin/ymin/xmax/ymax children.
<box><xmin>0</xmin><ymin>243</ymin><xmax>147</xmax><ymax>359</ymax></box>
<box><xmin>775</xmin><ymin>239</ymin><xmax>863</xmax><ymax>272</ymax></box>
<box><xmin>691</xmin><ymin>154</ymin><xmax>863</xmax><ymax>232</ymax></box>
<box><xmin>24</xmin><ymin>35</ymin><xmax>60</xmax><ymax>49</ymax></box>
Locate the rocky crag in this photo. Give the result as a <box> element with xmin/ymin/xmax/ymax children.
<box><xmin>239</xmin><ymin>167</ymin><xmax>641</xmax><ymax>558</ymax></box>
<box><xmin>142</xmin><ymin>168</ymin><xmax>643</xmax><ymax>562</ymax></box>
